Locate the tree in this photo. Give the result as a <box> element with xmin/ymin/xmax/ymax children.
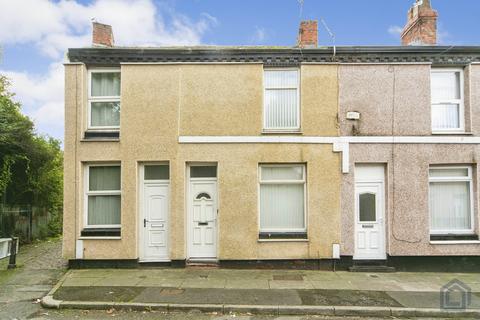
<box><xmin>0</xmin><ymin>75</ymin><xmax>63</xmax><ymax>237</ymax></box>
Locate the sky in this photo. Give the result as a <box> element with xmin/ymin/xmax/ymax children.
<box><xmin>0</xmin><ymin>0</ymin><xmax>479</xmax><ymax>142</ymax></box>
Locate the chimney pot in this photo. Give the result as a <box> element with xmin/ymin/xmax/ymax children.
<box><xmin>401</xmin><ymin>0</ymin><xmax>438</xmax><ymax>46</ymax></box>
<box><xmin>92</xmin><ymin>22</ymin><xmax>114</xmax><ymax>47</ymax></box>
<box><xmin>297</xmin><ymin>20</ymin><xmax>318</xmax><ymax>48</ymax></box>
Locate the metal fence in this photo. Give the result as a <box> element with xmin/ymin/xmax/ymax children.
<box><xmin>0</xmin><ymin>205</ymin><xmax>51</xmax><ymax>243</ymax></box>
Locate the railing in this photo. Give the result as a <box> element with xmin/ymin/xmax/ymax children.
<box><xmin>0</xmin><ymin>205</ymin><xmax>51</xmax><ymax>243</ymax></box>
<box><xmin>0</xmin><ymin>237</ymin><xmax>18</xmax><ymax>269</ymax></box>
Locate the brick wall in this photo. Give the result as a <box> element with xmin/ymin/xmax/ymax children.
<box><xmin>401</xmin><ymin>0</ymin><xmax>437</xmax><ymax>45</ymax></box>
<box><xmin>92</xmin><ymin>22</ymin><xmax>114</xmax><ymax>47</ymax></box>
<box><xmin>297</xmin><ymin>20</ymin><xmax>318</xmax><ymax>48</ymax></box>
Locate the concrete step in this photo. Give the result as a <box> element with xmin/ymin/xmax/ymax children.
<box><xmin>186</xmin><ymin>259</ymin><xmax>219</xmax><ymax>268</ymax></box>
<box><xmin>348</xmin><ymin>265</ymin><xmax>396</xmax><ymax>273</ymax></box>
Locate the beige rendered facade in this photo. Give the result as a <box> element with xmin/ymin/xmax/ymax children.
<box><xmin>63</xmin><ymin>61</ymin><xmax>342</xmax><ymax>264</ymax></box>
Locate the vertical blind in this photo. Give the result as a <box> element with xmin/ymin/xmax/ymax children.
<box><xmin>91</xmin><ymin>102</ymin><xmax>120</xmax><ymax>127</ymax></box>
<box><xmin>264</xmin><ymin>70</ymin><xmax>299</xmax><ymax>130</ymax></box>
<box><xmin>91</xmin><ymin>72</ymin><xmax>121</xmax><ymax>97</ymax></box>
<box><xmin>429</xmin><ymin>168</ymin><xmax>472</xmax><ymax>233</ymax></box>
<box><xmin>88</xmin><ymin>166</ymin><xmax>121</xmax><ymax>226</ymax></box>
<box><xmin>259</xmin><ymin>166</ymin><xmax>305</xmax><ymax>231</ymax></box>
<box><xmin>90</xmin><ymin>71</ymin><xmax>121</xmax><ymax>128</ymax></box>
<box><xmin>431</xmin><ymin>70</ymin><xmax>462</xmax><ymax>130</ymax></box>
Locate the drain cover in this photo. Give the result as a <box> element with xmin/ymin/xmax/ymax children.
<box><xmin>273</xmin><ymin>275</ymin><xmax>304</xmax><ymax>281</ymax></box>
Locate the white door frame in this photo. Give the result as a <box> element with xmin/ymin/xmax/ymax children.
<box><xmin>353</xmin><ymin>165</ymin><xmax>387</xmax><ymax>260</ymax></box>
<box><xmin>138</xmin><ymin>163</ymin><xmax>170</xmax><ymax>262</ymax></box>
<box><xmin>186</xmin><ymin>163</ymin><xmax>218</xmax><ymax>261</ymax></box>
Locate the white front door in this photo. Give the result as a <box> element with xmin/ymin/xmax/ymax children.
<box><xmin>354</xmin><ymin>165</ymin><xmax>386</xmax><ymax>260</ymax></box>
<box><xmin>188</xmin><ymin>167</ymin><xmax>217</xmax><ymax>260</ymax></box>
<box><xmin>354</xmin><ymin>183</ymin><xmax>386</xmax><ymax>260</ymax></box>
<box><xmin>139</xmin><ymin>165</ymin><xmax>170</xmax><ymax>262</ymax></box>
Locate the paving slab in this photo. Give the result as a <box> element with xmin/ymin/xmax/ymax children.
<box><xmin>269</xmin><ymin>280</ymin><xmax>314</xmax><ymax>289</ymax></box>
<box><xmin>137</xmin><ymin>278</ymin><xmax>184</xmax><ymax>287</ymax></box>
<box><xmin>309</xmin><ymin>280</ymin><xmax>355</xmax><ymax>290</ymax></box>
<box><xmin>180</xmin><ymin>278</ymin><xmax>226</xmax><ymax>289</ymax></box>
<box><xmin>95</xmin><ymin>276</ymin><xmax>144</xmax><ymax>287</ymax></box>
<box><xmin>225</xmin><ymin>279</ymin><xmax>269</xmax><ymax>289</ymax></box>
<box><xmin>62</xmin><ymin>276</ymin><xmax>104</xmax><ymax>287</ymax></box>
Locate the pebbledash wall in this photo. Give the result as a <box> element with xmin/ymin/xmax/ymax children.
<box><xmin>63</xmin><ymin>62</ymin><xmax>342</xmax><ymax>264</ymax></box>
<box><xmin>339</xmin><ymin>64</ymin><xmax>480</xmax><ymax>263</ymax></box>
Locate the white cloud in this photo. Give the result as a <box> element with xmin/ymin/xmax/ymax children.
<box><xmin>0</xmin><ymin>0</ymin><xmax>218</xmax><ymax>140</ymax></box>
<box><xmin>436</xmin><ymin>23</ymin><xmax>451</xmax><ymax>45</ymax></box>
<box><xmin>250</xmin><ymin>26</ymin><xmax>267</xmax><ymax>44</ymax></box>
<box><xmin>1</xmin><ymin>63</ymin><xmax>65</xmax><ymax>139</ymax></box>
<box><xmin>0</xmin><ymin>0</ymin><xmax>218</xmax><ymax>59</ymax></box>
<box><xmin>388</xmin><ymin>25</ymin><xmax>403</xmax><ymax>37</ymax></box>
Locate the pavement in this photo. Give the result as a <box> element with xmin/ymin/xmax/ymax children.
<box><xmin>0</xmin><ymin>237</ymin><xmax>67</xmax><ymax>320</ymax></box>
<box><xmin>2</xmin><ymin>239</ymin><xmax>480</xmax><ymax>318</ymax></box>
<box><xmin>42</xmin><ymin>267</ymin><xmax>480</xmax><ymax>318</ymax></box>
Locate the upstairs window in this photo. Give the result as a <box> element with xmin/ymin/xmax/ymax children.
<box><xmin>88</xmin><ymin>69</ymin><xmax>121</xmax><ymax>130</ymax></box>
<box><xmin>429</xmin><ymin>166</ymin><xmax>473</xmax><ymax>235</ymax></box>
<box><xmin>263</xmin><ymin>69</ymin><xmax>300</xmax><ymax>131</ymax></box>
<box><xmin>431</xmin><ymin>69</ymin><xmax>464</xmax><ymax>132</ymax></box>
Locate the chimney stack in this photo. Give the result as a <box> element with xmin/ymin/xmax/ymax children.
<box><xmin>401</xmin><ymin>0</ymin><xmax>438</xmax><ymax>46</ymax></box>
<box><xmin>297</xmin><ymin>20</ymin><xmax>318</xmax><ymax>48</ymax></box>
<box><xmin>92</xmin><ymin>21</ymin><xmax>115</xmax><ymax>47</ymax></box>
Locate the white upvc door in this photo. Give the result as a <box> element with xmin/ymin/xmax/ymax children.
<box><xmin>354</xmin><ymin>165</ymin><xmax>386</xmax><ymax>260</ymax></box>
<box><xmin>139</xmin><ymin>179</ymin><xmax>169</xmax><ymax>262</ymax></box>
<box><xmin>188</xmin><ymin>179</ymin><xmax>217</xmax><ymax>260</ymax></box>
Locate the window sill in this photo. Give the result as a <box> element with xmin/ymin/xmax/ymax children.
<box><xmin>258</xmin><ymin>238</ymin><xmax>309</xmax><ymax>243</ymax></box>
<box><xmin>430</xmin><ymin>234</ymin><xmax>478</xmax><ymax>241</ymax></box>
<box><xmin>79</xmin><ymin>236</ymin><xmax>122</xmax><ymax>240</ymax></box>
<box><xmin>81</xmin><ymin>138</ymin><xmax>120</xmax><ymax>142</ymax></box>
<box><xmin>84</xmin><ymin>131</ymin><xmax>120</xmax><ymax>140</ymax></box>
<box><xmin>81</xmin><ymin>228</ymin><xmax>121</xmax><ymax>237</ymax></box>
<box><xmin>431</xmin><ymin>131</ymin><xmax>472</xmax><ymax>135</ymax></box>
<box><xmin>430</xmin><ymin>240</ymin><xmax>480</xmax><ymax>245</ymax></box>
<box><xmin>258</xmin><ymin>232</ymin><xmax>308</xmax><ymax>241</ymax></box>
<box><xmin>262</xmin><ymin>130</ymin><xmax>303</xmax><ymax>135</ymax></box>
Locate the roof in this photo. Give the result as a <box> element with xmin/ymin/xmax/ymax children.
<box><xmin>67</xmin><ymin>45</ymin><xmax>480</xmax><ymax>66</ymax></box>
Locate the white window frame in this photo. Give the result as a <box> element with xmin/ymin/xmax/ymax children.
<box><xmin>263</xmin><ymin>68</ymin><xmax>301</xmax><ymax>132</ymax></box>
<box><xmin>87</xmin><ymin>68</ymin><xmax>121</xmax><ymax>131</ymax></box>
<box><xmin>258</xmin><ymin>164</ymin><xmax>307</xmax><ymax>233</ymax></box>
<box><xmin>431</xmin><ymin>68</ymin><xmax>465</xmax><ymax>133</ymax></box>
<box><xmin>84</xmin><ymin>163</ymin><xmax>122</xmax><ymax>229</ymax></box>
<box><xmin>428</xmin><ymin>165</ymin><xmax>475</xmax><ymax>235</ymax></box>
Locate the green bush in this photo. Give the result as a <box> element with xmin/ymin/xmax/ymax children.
<box><xmin>0</xmin><ymin>75</ymin><xmax>63</xmax><ymax>239</ymax></box>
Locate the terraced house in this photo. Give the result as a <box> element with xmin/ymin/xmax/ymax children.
<box><xmin>63</xmin><ymin>0</ymin><xmax>480</xmax><ymax>271</ymax></box>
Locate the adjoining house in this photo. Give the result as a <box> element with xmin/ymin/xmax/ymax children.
<box><xmin>63</xmin><ymin>0</ymin><xmax>480</xmax><ymax>270</ymax></box>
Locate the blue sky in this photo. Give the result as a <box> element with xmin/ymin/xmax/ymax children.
<box><xmin>1</xmin><ymin>0</ymin><xmax>479</xmax><ymax>142</ymax></box>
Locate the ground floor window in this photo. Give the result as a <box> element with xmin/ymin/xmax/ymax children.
<box><xmin>85</xmin><ymin>164</ymin><xmax>121</xmax><ymax>228</ymax></box>
<box><xmin>259</xmin><ymin>164</ymin><xmax>306</xmax><ymax>234</ymax></box>
<box><xmin>429</xmin><ymin>166</ymin><xmax>474</xmax><ymax>235</ymax></box>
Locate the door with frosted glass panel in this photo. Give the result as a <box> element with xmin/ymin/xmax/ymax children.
<box><xmin>354</xmin><ymin>183</ymin><xmax>386</xmax><ymax>260</ymax></box>
<box><xmin>187</xmin><ymin>165</ymin><xmax>217</xmax><ymax>260</ymax></box>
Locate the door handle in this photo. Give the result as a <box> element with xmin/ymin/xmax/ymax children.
<box><xmin>198</xmin><ymin>222</ymin><xmax>208</xmax><ymax>226</ymax></box>
<box><xmin>144</xmin><ymin>219</ymin><xmax>147</xmax><ymax>227</ymax></box>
